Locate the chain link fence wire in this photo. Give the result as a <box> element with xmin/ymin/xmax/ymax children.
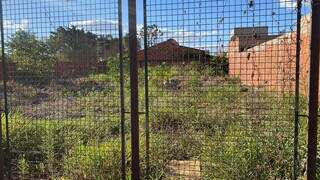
<box><xmin>0</xmin><ymin>0</ymin><xmax>126</xmax><ymax>179</ymax></box>
<box><xmin>141</xmin><ymin>0</ymin><xmax>312</xmax><ymax>179</ymax></box>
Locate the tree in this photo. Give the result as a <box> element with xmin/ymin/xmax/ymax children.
<box><xmin>138</xmin><ymin>24</ymin><xmax>163</xmax><ymax>47</ymax></box>
<box><xmin>49</xmin><ymin>26</ymin><xmax>98</xmax><ymax>62</ymax></box>
<box><xmin>8</xmin><ymin>30</ymin><xmax>56</xmax><ymax>78</ymax></box>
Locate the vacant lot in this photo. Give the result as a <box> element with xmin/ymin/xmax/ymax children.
<box><xmin>1</xmin><ymin>62</ymin><xmax>311</xmax><ymax>179</ymax></box>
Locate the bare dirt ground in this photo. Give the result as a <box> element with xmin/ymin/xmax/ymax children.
<box><xmin>167</xmin><ymin>160</ymin><xmax>201</xmax><ymax>180</ymax></box>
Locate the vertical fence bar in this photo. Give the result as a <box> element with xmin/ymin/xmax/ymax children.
<box><xmin>128</xmin><ymin>0</ymin><xmax>140</xmax><ymax>179</ymax></box>
<box><xmin>143</xmin><ymin>0</ymin><xmax>150</xmax><ymax>178</ymax></box>
<box><xmin>294</xmin><ymin>0</ymin><xmax>302</xmax><ymax>179</ymax></box>
<box><xmin>0</xmin><ymin>0</ymin><xmax>11</xmax><ymax>178</ymax></box>
<box><xmin>0</xmin><ymin>113</ymin><xmax>4</xmax><ymax>180</ymax></box>
<box><xmin>118</xmin><ymin>0</ymin><xmax>126</xmax><ymax>179</ymax></box>
<box><xmin>307</xmin><ymin>0</ymin><xmax>320</xmax><ymax>179</ymax></box>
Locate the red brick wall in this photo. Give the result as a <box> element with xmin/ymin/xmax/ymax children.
<box><xmin>228</xmin><ymin>16</ymin><xmax>311</xmax><ymax>96</ymax></box>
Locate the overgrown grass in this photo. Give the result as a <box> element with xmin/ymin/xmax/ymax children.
<box><xmin>1</xmin><ymin>62</ymin><xmax>316</xmax><ymax>179</ymax></box>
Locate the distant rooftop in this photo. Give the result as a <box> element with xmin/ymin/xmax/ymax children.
<box><xmin>230</xmin><ymin>26</ymin><xmax>280</xmax><ymax>52</ymax></box>
<box><xmin>231</xmin><ymin>26</ymin><xmax>269</xmax><ymax>37</ymax></box>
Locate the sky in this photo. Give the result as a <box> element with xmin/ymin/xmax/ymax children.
<box><xmin>1</xmin><ymin>0</ymin><xmax>311</xmax><ymax>54</ymax></box>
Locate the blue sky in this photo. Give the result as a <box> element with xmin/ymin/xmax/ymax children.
<box><xmin>2</xmin><ymin>0</ymin><xmax>311</xmax><ymax>53</ymax></box>
<box><xmin>2</xmin><ymin>0</ymin><xmax>144</xmax><ymax>37</ymax></box>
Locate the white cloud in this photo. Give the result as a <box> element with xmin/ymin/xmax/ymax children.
<box><xmin>70</xmin><ymin>19</ymin><xmax>118</xmax><ymax>35</ymax></box>
<box><xmin>163</xmin><ymin>28</ymin><xmax>216</xmax><ymax>38</ymax></box>
<box><xmin>279</xmin><ymin>0</ymin><xmax>297</xmax><ymax>8</ymax></box>
<box><xmin>158</xmin><ymin>27</ymin><xmax>219</xmax><ymax>53</ymax></box>
<box><xmin>71</xmin><ymin>19</ymin><xmax>118</xmax><ymax>27</ymax></box>
<box><xmin>161</xmin><ymin>28</ymin><xmax>217</xmax><ymax>43</ymax></box>
<box><xmin>138</xmin><ymin>26</ymin><xmax>217</xmax><ymax>43</ymax></box>
<box><xmin>279</xmin><ymin>0</ymin><xmax>311</xmax><ymax>8</ymax></box>
<box><xmin>4</xmin><ymin>19</ymin><xmax>29</xmax><ymax>31</ymax></box>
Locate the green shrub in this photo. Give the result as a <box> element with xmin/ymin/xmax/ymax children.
<box><xmin>8</xmin><ymin>30</ymin><xmax>56</xmax><ymax>82</ymax></box>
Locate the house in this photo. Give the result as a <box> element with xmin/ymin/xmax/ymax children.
<box><xmin>137</xmin><ymin>39</ymin><xmax>211</xmax><ymax>66</ymax></box>
<box><xmin>228</xmin><ymin>15</ymin><xmax>311</xmax><ymax>96</ymax></box>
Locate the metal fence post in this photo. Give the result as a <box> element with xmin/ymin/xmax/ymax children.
<box><xmin>128</xmin><ymin>0</ymin><xmax>140</xmax><ymax>179</ymax></box>
<box><xmin>143</xmin><ymin>0</ymin><xmax>150</xmax><ymax>178</ymax></box>
<box><xmin>0</xmin><ymin>0</ymin><xmax>11</xmax><ymax>178</ymax></box>
<box><xmin>294</xmin><ymin>0</ymin><xmax>302</xmax><ymax>179</ymax></box>
<box><xmin>118</xmin><ymin>0</ymin><xmax>126</xmax><ymax>179</ymax></box>
<box><xmin>307</xmin><ymin>0</ymin><xmax>320</xmax><ymax>179</ymax></box>
<box><xmin>0</xmin><ymin>112</ymin><xmax>4</xmax><ymax>180</ymax></box>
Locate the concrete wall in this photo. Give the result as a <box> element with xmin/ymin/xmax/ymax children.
<box><xmin>228</xmin><ymin>15</ymin><xmax>311</xmax><ymax>96</ymax></box>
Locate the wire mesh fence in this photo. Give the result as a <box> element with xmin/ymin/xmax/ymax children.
<box><xmin>142</xmin><ymin>0</ymin><xmax>311</xmax><ymax>179</ymax></box>
<box><xmin>0</xmin><ymin>0</ymin><xmax>125</xmax><ymax>179</ymax></box>
<box><xmin>0</xmin><ymin>0</ymin><xmax>317</xmax><ymax>179</ymax></box>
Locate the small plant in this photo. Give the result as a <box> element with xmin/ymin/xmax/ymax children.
<box><xmin>18</xmin><ymin>154</ymin><xmax>30</xmax><ymax>179</ymax></box>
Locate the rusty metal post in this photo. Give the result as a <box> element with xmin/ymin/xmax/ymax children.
<box><xmin>118</xmin><ymin>0</ymin><xmax>126</xmax><ymax>179</ymax></box>
<box><xmin>143</xmin><ymin>0</ymin><xmax>150</xmax><ymax>177</ymax></box>
<box><xmin>0</xmin><ymin>0</ymin><xmax>11</xmax><ymax>178</ymax></box>
<box><xmin>0</xmin><ymin>113</ymin><xmax>4</xmax><ymax>180</ymax></box>
<box><xmin>294</xmin><ymin>1</ymin><xmax>302</xmax><ymax>179</ymax></box>
<box><xmin>307</xmin><ymin>0</ymin><xmax>320</xmax><ymax>179</ymax></box>
<box><xmin>128</xmin><ymin>0</ymin><xmax>140</xmax><ymax>179</ymax></box>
